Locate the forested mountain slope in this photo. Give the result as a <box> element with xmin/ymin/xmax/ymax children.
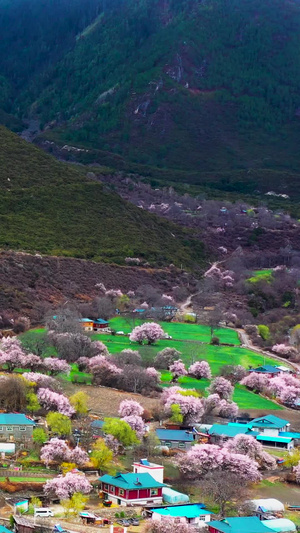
<box><xmin>0</xmin><ymin>126</ymin><xmax>205</xmax><ymax>267</ymax></box>
<box><xmin>1</xmin><ymin>0</ymin><xmax>300</xmax><ymax>189</ymax></box>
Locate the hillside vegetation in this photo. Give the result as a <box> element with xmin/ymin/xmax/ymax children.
<box><xmin>0</xmin><ymin>126</ymin><xmax>205</xmax><ymax>266</ymax></box>
<box><xmin>1</xmin><ymin>0</ymin><xmax>300</xmax><ymax>192</ymax></box>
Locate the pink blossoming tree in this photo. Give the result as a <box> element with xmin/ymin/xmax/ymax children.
<box><xmin>146</xmin><ymin>367</ymin><xmax>160</xmax><ymax>382</ymax></box>
<box><xmin>169</xmin><ymin>359</ymin><xmax>187</xmax><ymax>381</ymax></box>
<box><xmin>225</xmin><ymin>434</ymin><xmax>276</xmax><ymax>470</ymax></box>
<box><xmin>25</xmin><ymin>372</ymin><xmax>61</xmax><ymax>391</ymax></box>
<box><xmin>130</xmin><ymin>322</ymin><xmax>164</xmax><ymax>345</ymax></box>
<box><xmin>207</xmin><ymin>377</ymin><xmax>234</xmax><ymax>400</ymax></box>
<box><xmin>188</xmin><ymin>361</ymin><xmax>212</xmax><ymax>380</ymax></box>
<box><xmin>177</xmin><ymin>443</ymin><xmax>261</xmax><ymax>482</ymax></box>
<box><xmin>144</xmin><ymin>518</ymin><xmax>195</xmax><ymax>533</ymax></box>
<box><xmin>240</xmin><ymin>373</ymin><xmax>270</xmax><ymax>393</ymax></box>
<box><xmin>121</xmin><ymin>415</ymin><xmax>145</xmax><ymax>439</ymax></box>
<box><xmin>37</xmin><ymin>388</ymin><xmax>75</xmax><ymax>416</ymax></box>
<box><xmin>118</xmin><ymin>400</ymin><xmax>144</xmax><ymax>418</ymax></box>
<box><xmin>44</xmin><ymin>472</ymin><xmax>92</xmax><ymax>499</ymax></box>
<box><xmin>43</xmin><ymin>358</ymin><xmax>71</xmax><ymax>375</ymax></box>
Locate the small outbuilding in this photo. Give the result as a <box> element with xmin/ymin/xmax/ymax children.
<box><xmin>249</xmin><ymin>499</ymin><xmax>284</xmax><ymax>513</ymax></box>
<box><xmin>262</xmin><ymin>519</ymin><xmax>296</xmax><ymax>532</ymax></box>
<box><xmin>162</xmin><ymin>487</ymin><xmax>189</xmax><ymax>504</ymax></box>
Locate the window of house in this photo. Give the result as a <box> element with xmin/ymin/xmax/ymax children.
<box><xmin>0</xmin><ymin>427</ymin><xmax>3</xmax><ymax>431</ymax></box>
<box><xmin>19</xmin><ymin>427</ymin><xmax>26</xmax><ymax>431</ymax></box>
<box><xmin>103</xmin><ymin>484</ymin><xmax>108</xmax><ymax>491</ymax></box>
<box><xmin>6</xmin><ymin>426</ymin><xmax>12</xmax><ymax>431</ymax></box>
<box><xmin>151</xmin><ymin>489</ymin><xmax>158</xmax><ymax>496</ymax></box>
<box><xmin>119</xmin><ymin>489</ymin><xmax>124</xmax><ymax>496</ymax></box>
<box><xmin>178</xmin><ymin>442</ymin><xmax>186</xmax><ymax>448</ymax></box>
<box><xmin>110</xmin><ymin>486</ymin><xmax>115</xmax><ymax>493</ymax></box>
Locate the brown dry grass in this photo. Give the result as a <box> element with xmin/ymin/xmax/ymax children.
<box><xmin>63</xmin><ymin>382</ymin><xmax>160</xmax><ymax>417</ymax></box>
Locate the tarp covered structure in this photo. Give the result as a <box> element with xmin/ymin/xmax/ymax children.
<box><xmin>249</xmin><ymin>499</ymin><xmax>284</xmax><ymax>512</ymax></box>
<box><xmin>162</xmin><ymin>487</ymin><xmax>189</xmax><ymax>504</ymax></box>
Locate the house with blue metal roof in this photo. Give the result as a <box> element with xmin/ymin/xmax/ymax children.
<box><xmin>155</xmin><ymin>428</ymin><xmax>197</xmax><ymax>449</ymax></box>
<box><xmin>207</xmin><ymin>415</ymin><xmax>298</xmax><ymax>450</ymax></box>
<box><xmin>0</xmin><ymin>413</ymin><xmax>35</xmax><ymax>444</ymax></box>
<box><xmin>249</xmin><ymin>365</ymin><xmax>281</xmax><ymax>377</ymax></box>
<box><xmin>80</xmin><ymin>318</ymin><xmax>109</xmax><ymax>332</ymax></box>
<box><xmin>151</xmin><ymin>503</ymin><xmax>212</xmax><ymax>528</ymax></box>
<box><xmin>91</xmin><ymin>419</ymin><xmax>104</xmax><ymax>438</ymax></box>
<box><xmin>100</xmin><ymin>472</ymin><xmax>165</xmax><ymax>506</ymax></box>
<box><xmin>209</xmin><ymin>516</ymin><xmax>278</xmax><ymax>533</ymax></box>
<box><xmin>208</xmin><ymin>424</ymin><xmax>257</xmax><ymax>440</ymax></box>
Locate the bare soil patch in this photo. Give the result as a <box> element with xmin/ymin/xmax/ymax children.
<box><xmin>63</xmin><ymin>382</ymin><xmax>159</xmax><ymax>417</ymax></box>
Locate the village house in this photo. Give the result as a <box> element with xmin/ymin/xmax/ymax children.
<box><xmin>207</xmin><ymin>415</ymin><xmax>300</xmax><ymax>450</ymax></box>
<box><xmin>90</xmin><ymin>419</ymin><xmax>104</xmax><ymax>438</ymax></box>
<box><xmin>0</xmin><ymin>414</ymin><xmax>35</xmax><ymax>444</ymax></box>
<box><xmin>80</xmin><ymin>318</ymin><xmax>109</xmax><ymax>332</ymax></box>
<box><xmin>155</xmin><ymin>428</ymin><xmax>198</xmax><ymax>450</ymax></box>
<box><xmin>150</xmin><ymin>503</ymin><xmax>212</xmax><ymax>528</ymax></box>
<box><xmin>208</xmin><ymin>516</ymin><xmax>291</xmax><ymax>533</ymax></box>
<box><xmin>99</xmin><ymin>472</ymin><xmax>165</xmax><ymax>506</ymax></box>
<box><xmin>132</xmin><ymin>459</ymin><xmax>164</xmax><ymax>483</ymax></box>
<box><xmin>249</xmin><ymin>365</ymin><xmax>282</xmax><ymax>377</ymax></box>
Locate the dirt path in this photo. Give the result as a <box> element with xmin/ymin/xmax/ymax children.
<box><xmin>237</xmin><ymin>328</ymin><xmax>300</xmax><ymax>372</ymax></box>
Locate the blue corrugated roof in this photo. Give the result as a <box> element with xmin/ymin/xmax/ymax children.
<box><xmin>249</xmin><ymin>415</ymin><xmax>289</xmax><ymax>429</ymax></box>
<box><xmin>209</xmin><ymin>517</ymin><xmax>275</xmax><ymax>533</ymax></box>
<box><xmin>256</xmin><ymin>435</ymin><xmax>292</xmax><ymax>443</ymax></box>
<box><xmin>100</xmin><ymin>473</ymin><xmax>165</xmax><ymax>489</ymax></box>
<box><xmin>279</xmin><ymin>431</ymin><xmax>300</xmax><ymax>439</ymax></box>
<box><xmin>0</xmin><ymin>527</ymin><xmax>13</xmax><ymax>533</ymax></box>
<box><xmin>249</xmin><ymin>365</ymin><xmax>281</xmax><ymax>374</ymax></box>
<box><xmin>0</xmin><ymin>414</ymin><xmax>35</xmax><ymax>426</ymax></box>
<box><xmin>209</xmin><ymin>424</ymin><xmax>252</xmax><ymax>438</ymax></box>
<box><xmin>91</xmin><ymin>420</ymin><xmax>104</xmax><ymax>429</ymax></box>
<box><xmin>156</xmin><ymin>429</ymin><xmax>194</xmax><ymax>442</ymax></box>
<box><xmin>151</xmin><ymin>504</ymin><xmax>210</xmax><ymax>519</ymax></box>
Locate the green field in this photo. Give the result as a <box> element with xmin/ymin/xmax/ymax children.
<box><xmin>20</xmin><ymin>323</ymin><xmax>285</xmax><ymax>410</ymax></box>
<box><xmin>160</xmin><ymin>373</ymin><xmax>282</xmax><ymax>410</ymax></box>
<box><xmin>91</xmin><ymin>334</ymin><xmax>277</xmax><ymax>375</ymax></box>
<box><xmin>108</xmin><ymin>317</ymin><xmax>240</xmax><ymax>345</ymax></box>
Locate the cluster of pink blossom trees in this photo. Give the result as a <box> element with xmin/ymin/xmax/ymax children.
<box><xmin>88</xmin><ymin>355</ymin><xmax>122</xmax><ymax>386</ymax></box>
<box><xmin>41</xmin><ymin>438</ymin><xmax>88</xmax><ymax>466</ymax></box>
<box><xmin>37</xmin><ymin>388</ymin><xmax>75</xmax><ymax>416</ymax></box>
<box><xmin>24</xmin><ymin>372</ymin><xmax>61</xmax><ymax>391</ymax></box>
<box><xmin>129</xmin><ymin>323</ymin><xmax>164</xmax><ymax>345</ymax></box>
<box><xmin>118</xmin><ymin>400</ymin><xmax>145</xmax><ymax>439</ymax></box>
<box><xmin>169</xmin><ymin>359</ymin><xmax>212</xmax><ymax>382</ymax></box>
<box><xmin>177</xmin><ymin>443</ymin><xmax>261</xmax><ymax>482</ymax></box>
<box><xmin>241</xmin><ymin>372</ymin><xmax>300</xmax><ymax>405</ymax></box>
<box><xmin>225</xmin><ymin>434</ymin><xmax>276</xmax><ymax>470</ymax></box>
<box><xmin>44</xmin><ymin>471</ymin><xmax>92</xmax><ymax>499</ymax></box>
<box><xmin>204</xmin><ymin>265</ymin><xmax>235</xmax><ymax>288</ymax></box>
<box><xmin>162</xmin><ymin>379</ymin><xmax>238</xmax><ymax>424</ymax></box>
<box><xmin>144</xmin><ymin>518</ymin><xmax>194</xmax><ymax>533</ymax></box>
<box><xmin>0</xmin><ymin>337</ymin><xmax>71</xmax><ymax>375</ymax></box>
<box><xmin>188</xmin><ymin>361</ymin><xmax>212</xmax><ymax>380</ymax></box>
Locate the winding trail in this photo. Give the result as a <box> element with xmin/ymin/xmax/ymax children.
<box><xmin>237</xmin><ymin>328</ymin><xmax>300</xmax><ymax>374</ymax></box>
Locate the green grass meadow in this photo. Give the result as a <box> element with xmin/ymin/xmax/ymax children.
<box><xmin>160</xmin><ymin>373</ymin><xmax>282</xmax><ymax>410</ymax></box>
<box><xmin>108</xmin><ymin>317</ymin><xmax>240</xmax><ymax>345</ymax></box>
<box><xmin>22</xmin><ymin>319</ymin><xmax>283</xmax><ymax>410</ymax></box>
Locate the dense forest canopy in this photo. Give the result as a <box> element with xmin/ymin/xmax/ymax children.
<box><xmin>1</xmin><ymin>0</ymin><xmax>300</xmax><ymax>182</ymax></box>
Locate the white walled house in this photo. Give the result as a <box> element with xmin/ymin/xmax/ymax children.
<box><xmin>132</xmin><ymin>459</ymin><xmax>164</xmax><ymax>483</ymax></box>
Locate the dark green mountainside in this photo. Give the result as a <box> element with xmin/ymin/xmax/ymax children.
<box><xmin>1</xmin><ymin>0</ymin><xmax>300</xmax><ymax>192</ymax></box>
<box><xmin>0</xmin><ymin>126</ymin><xmax>205</xmax><ymax>267</ymax></box>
